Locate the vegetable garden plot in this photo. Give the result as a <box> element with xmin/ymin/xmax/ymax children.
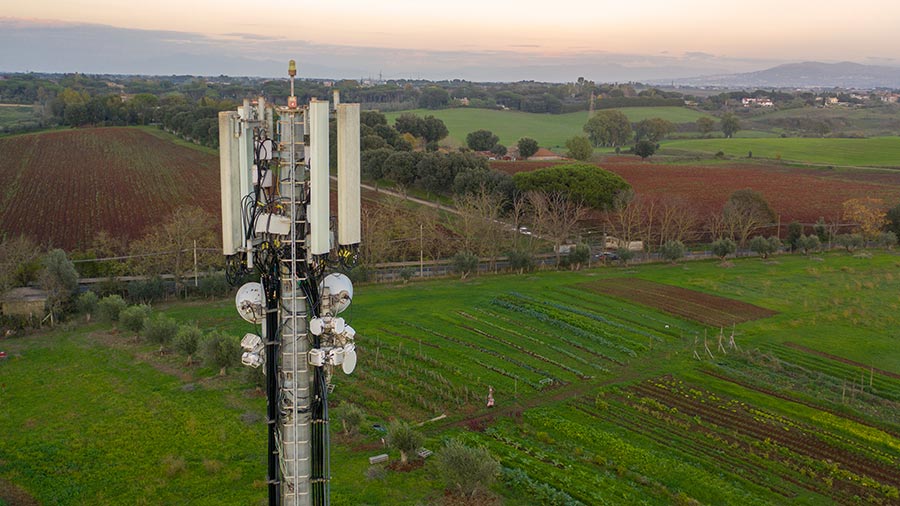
<box><xmin>579</xmin><ymin>278</ymin><xmax>777</xmax><ymax>326</ymax></box>
<box><xmin>582</xmin><ymin>377</ymin><xmax>900</xmax><ymax>504</ymax></box>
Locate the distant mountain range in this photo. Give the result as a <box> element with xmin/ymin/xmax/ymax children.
<box><xmin>668</xmin><ymin>62</ymin><xmax>900</xmax><ymax>89</ymax></box>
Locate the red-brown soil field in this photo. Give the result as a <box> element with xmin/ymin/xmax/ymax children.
<box><xmin>579</xmin><ymin>277</ymin><xmax>777</xmax><ymax>326</ymax></box>
<box><xmin>493</xmin><ymin>156</ymin><xmax>900</xmax><ymax>223</ymax></box>
<box><xmin>0</xmin><ymin>128</ymin><xmax>221</xmax><ymax>249</ymax></box>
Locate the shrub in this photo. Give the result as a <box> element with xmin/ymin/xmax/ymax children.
<box><xmin>435</xmin><ymin>439</ymin><xmax>501</xmax><ymax>499</ymax></box>
<box><xmin>711</xmin><ymin>238</ymin><xmax>736</xmax><ymax>260</ymax></box>
<box><xmin>507</xmin><ymin>250</ymin><xmax>534</xmax><ymax>274</ymax></box>
<box><xmin>387</xmin><ymin>421</ymin><xmax>424</xmax><ymax>464</ymax></box>
<box><xmin>143</xmin><ymin>314</ymin><xmax>178</xmax><ymax>347</ymax></box>
<box><xmin>796</xmin><ymin>234</ymin><xmax>821</xmax><ymax>255</ymax></box>
<box><xmin>835</xmin><ymin>233</ymin><xmax>864</xmax><ymax>252</ymax></box>
<box><xmin>201</xmin><ymin>332</ymin><xmax>241</xmax><ymax>375</ymax></box>
<box><xmin>451</xmin><ymin>252</ymin><xmax>479</xmax><ymax>280</ymax></box>
<box><xmin>749</xmin><ymin>235</ymin><xmax>780</xmax><ymax>259</ymax></box>
<box><xmin>398</xmin><ymin>267</ymin><xmax>415</xmax><ymax>284</ymax></box>
<box><xmin>75</xmin><ymin>291</ymin><xmax>99</xmax><ymax>319</ymax></box>
<box><xmin>341</xmin><ymin>404</ymin><xmax>365</xmax><ymax>436</ymax></box>
<box><xmin>198</xmin><ymin>273</ymin><xmax>230</xmax><ymax>298</ymax></box>
<box><xmin>127</xmin><ymin>276</ymin><xmax>166</xmax><ymax>304</ymax></box>
<box><xmin>173</xmin><ymin>324</ymin><xmax>203</xmax><ymax>363</ymax></box>
<box><xmin>120</xmin><ymin>304</ymin><xmax>152</xmax><ymax>334</ymax></box>
<box><xmin>875</xmin><ymin>231</ymin><xmax>898</xmax><ymax>249</ymax></box>
<box><xmin>97</xmin><ymin>294</ymin><xmax>127</xmax><ymax>321</ymax></box>
<box><xmin>660</xmin><ymin>240</ymin><xmax>686</xmax><ymax>263</ymax></box>
<box><xmin>615</xmin><ymin>247</ymin><xmax>635</xmax><ymax>265</ymax></box>
<box><xmin>567</xmin><ymin>244</ymin><xmax>591</xmax><ymax>269</ymax></box>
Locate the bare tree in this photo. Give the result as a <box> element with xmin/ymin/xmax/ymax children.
<box><xmin>528</xmin><ymin>191</ymin><xmax>588</xmax><ymax>267</ymax></box>
<box><xmin>722</xmin><ymin>189</ymin><xmax>777</xmax><ymax>251</ymax></box>
<box><xmin>605</xmin><ymin>190</ymin><xmax>643</xmax><ymax>249</ymax></box>
<box><xmin>657</xmin><ymin>196</ymin><xmax>700</xmax><ymax>246</ymax></box>
<box><xmin>454</xmin><ymin>188</ymin><xmax>508</xmax><ymax>270</ymax></box>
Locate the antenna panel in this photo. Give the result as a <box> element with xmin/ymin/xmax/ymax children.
<box><xmin>308</xmin><ymin>100</ymin><xmax>331</xmax><ymax>255</ymax></box>
<box><xmin>337</xmin><ymin>103</ymin><xmax>361</xmax><ymax>245</ymax></box>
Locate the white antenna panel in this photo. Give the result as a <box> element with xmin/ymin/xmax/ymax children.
<box><xmin>218</xmin><ymin>111</ymin><xmax>242</xmax><ymax>255</ymax></box>
<box><xmin>308</xmin><ymin>100</ymin><xmax>331</xmax><ymax>255</ymax></box>
<box><xmin>337</xmin><ymin>103</ymin><xmax>360</xmax><ymax>246</ymax></box>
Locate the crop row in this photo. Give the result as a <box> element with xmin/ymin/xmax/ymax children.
<box><xmin>759</xmin><ymin>343</ymin><xmax>900</xmax><ymax>401</ymax></box>
<box><xmin>623</xmin><ymin>378</ymin><xmax>900</xmax><ymax>501</ymax></box>
<box><xmin>508</xmin><ymin>293</ymin><xmax>650</xmax><ymax>352</ymax></box>
<box><xmin>471</xmin><ymin>307</ymin><xmax>615</xmax><ymax>368</ymax></box>
<box><xmin>490</xmin><ymin>297</ymin><xmax>633</xmax><ymax>362</ymax></box>
<box><xmin>701</xmin><ymin>354</ymin><xmax>900</xmax><ymax>434</ymax></box>
<box><xmin>403</xmin><ymin>322</ymin><xmax>562</xmax><ymax>385</ymax></box>
<box><xmin>550</xmin><ymin>287</ymin><xmax>698</xmax><ymax>338</ymax></box>
<box><xmin>456</xmin><ymin>318</ymin><xmax>589</xmax><ymax>379</ymax></box>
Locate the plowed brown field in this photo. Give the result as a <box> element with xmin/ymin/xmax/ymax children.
<box><xmin>492</xmin><ymin>156</ymin><xmax>900</xmax><ymax>223</ymax></box>
<box><xmin>0</xmin><ymin>128</ymin><xmax>220</xmax><ymax>249</ymax></box>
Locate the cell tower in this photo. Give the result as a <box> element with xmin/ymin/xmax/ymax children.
<box><xmin>218</xmin><ymin>59</ymin><xmax>362</xmax><ymax>506</ymax></box>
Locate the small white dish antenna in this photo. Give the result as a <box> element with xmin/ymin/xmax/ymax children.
<box><xmin>235</xmin><ymin>282</ymin><xmax>265</xmax><ymax>324</ymax></box>
<box><xmin>310</xmin><ymin>317</ymin><xmax>325</xmax><ymax>336</ymax></box>
<box><xmin>342</xmin><ymin>343</ymin><xmax>357</xmax><ymax>374</ymax></box>
<box><xmin>333</xmin><ymin>317</ymin><xmax>346</xmax><ymax>335</ymax></box>
<box><xmin>320</xmin><ymin>273</ymin><xmax>353</xmax><ymax>314</ymax></box>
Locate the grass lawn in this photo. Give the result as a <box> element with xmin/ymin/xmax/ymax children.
<box><xmin>385</xmin><ymin>107</ymin><xmax>713</xmax><ymax>149</ymax></box>
<box><xmin>2</xmin><ymin>251</ymin><xmax>898</xmax><ymax>505</ymax></box>
<box><xmin>662</xmin><ymin>136</ymin><xmax>900</xmax><ymax>167</ymax></box>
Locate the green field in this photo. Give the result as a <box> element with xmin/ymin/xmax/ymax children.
<box><xmin>385</xmin><ymin>107</ymin><xmax>713</xmax><ymax>149</ymax></box>
<box><xmin>663</xmin><ymin>136</ymin><xmax>900</xmax><ymax>167</ymax></box>
<box><xmin>0</xmin><ymin>104</ymin><xmax>39</xmax><ymax>132</ymax></box>
<box><xmin>2</xmin><ymin>252</ymin><xmax>900</xmax><ymax>505</ymax></box>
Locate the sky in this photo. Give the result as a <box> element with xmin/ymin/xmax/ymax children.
<box><xmin>2</xmin><ymin>0</ymin><xmax>900</xmax><ymax>81</ymax></box>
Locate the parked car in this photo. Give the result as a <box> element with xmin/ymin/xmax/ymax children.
<box><xmin>593</xmin><ymin>251</ymin><xmax>620</xmax><ymax>261</ymax></box>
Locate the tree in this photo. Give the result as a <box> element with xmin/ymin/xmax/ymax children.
<box><xmin>120</xmin><ymin>304</ymin><xmax>152</xmax><ymax>334</ymax></box>
<box><xmin>786</xmin><ymin>221</ymin><xmax>803</xmax><ymax>252</ymax></box>
<box><xmin>813</xmin><ymin>217</ymin><xmax>830</xmax><ymax>244</ymax></box>
<box><xmin>143</xmin><ymin>314</ymin><xmax>179</xmax><ymax>352</ymax></box>
<box><xmin>722</xmin><ymin>189</ymin><xmax>776</xmax><ymax>250</ymax></box>
<box><xmin>660</xmin><ymin>240</ymin><xmax>686</xmax><ymax>263</ymax></box>
<box><xmin>842</xmin><ymin>197</ymin><xmax>887</xmax><ymax>240</ymax></box>
<box><xmin>490</xmin><ymin>143</ymin><xmax>507</xmax><ymax>157</ymax></box>
<box><xmin>796</xmin><ymin>234</ymin><xmax>821</xmax><ymax>255</ymax></box>
<box><xmin>466</xmin><ymin>129</ymin><xmax>499</xmax><ymax>151</ymax></box>
<box><xmin>721</xmin><ymin>113</ymin><xmax>741</xmax><ymax>138</ymax></box>
<box><xmin>876</xmin><ymin>231</ymin><xmax>898</xmax><ymax>249</ymax></box>
<box><xmin>513</xmin><ymin>163</ymin><xmax>630</xmax><ymax>210</ymax></box>
<box><xmin>435</xmin><ymin>439</ymin><xmax>500</xmax><ymax>499</ymax></box>
<box><xmin>451</xmin><ymin>252</ymin><xmax>479</xmax><ymax>280</ymax></box>
<box><xmin>749</xmin><ymin>235</ymin><xmax>780</xmax><ymax>259</ymax></box>
<box><xmin>201</xmin><ymin>331</ymin><xmax>241</xmax><ymax>375</ymax></box>
<box><xmin>527</xmin><ymin>191</ymin><xmax>589</xmax><ymax>267</ymax></box>
<box><xmin>697</xmin><ymin>117</ymin><xmax>716</xmax><ymax>137</ymax></box>
<box><xmin>418</xmin><ymin>87</ymin><xmax>450</xmax><ymax>109</ymax></box>
<box><xmin>567</xmin><ymin>243</ymin><xmax>591</xmax><ymax>270</ymax></box>
<box><xmin>565</xmin><ymin>135</ymin><xmax>593</xmax><ymax>161</ymax></box>
<box><xmin>633</xmin><ymin>140</ymin><xmax>657</xmax><ymax>160</ymax></box>
<box><xmin>39</xmin><ymin>249</ymin><xmax>79</xmax><ymax>319</ymax></box>
<box><xmin>387</xmin><ymin>421</ymin><xmax>424</xmax><ymax>465</ymax></box>
<box><xmin>583</xmin><ymin>110</ymin><xmax>632</xmax><ymax>147</ymax></box>
<box><xmin>507</xmin><ymin>249</ymin><xmax>534</xmax><ymax>274</ymax></box>
<box><xmin>517</xmin><ymin>137</ymin><xmax>539</xmax><ymax>159</ymax></box>
<box><xmin>711</xmin><ymin>238</ymin><xmax>736</xmax><ymax>261</ymax></box>
<box><xmin>174</xmin><ymin>324</ymin><xmax>203</xmax><ymax>364</ymax></box>
<box><xmin>0</xmin><ymin>236</ymin><xmax>42</xmax><ymax>291</ymax></box>
<box><xmin>129</xmin><ymin>207</ymin><xmax>218</xmax><ymax>294</ymax></box>
<box><xmin>886</xmin><ymin>202</ymin><xmax>900</xmax><ymax>237</ymax></box>
<box><xmin>634</xmin><ymin>118</ymin><xmax>674</xmax><ymax>142</ymax></box>
<box><xmin>421</xmin><ymin>115</ymin><xmax>449</xmax><ymax>143</ymax></box>
<box><xmin>834</xmin><ymin>233</ymin><xmax>864</xmax><ymax>252</ymax></box>
<box><xmin>394</xmin><ymin>113</ymin><xmax>424</xmax><ymax>138</ymax></box>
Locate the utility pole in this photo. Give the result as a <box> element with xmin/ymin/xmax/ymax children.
<box><xmin>419</xmin><ymin>223</ymin><xmax>424</xmax><ymax>278</ymax></box>
<box><xmin>219</xmin><ymin>60</ymin><xmax>362</xmax><ymax>506</ymax></box>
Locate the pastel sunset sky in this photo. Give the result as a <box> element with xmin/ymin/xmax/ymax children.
<box><xmin>2</xmin><ymin>0</ymin><xmax>899</xmax><ymax>80</ymax></box>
